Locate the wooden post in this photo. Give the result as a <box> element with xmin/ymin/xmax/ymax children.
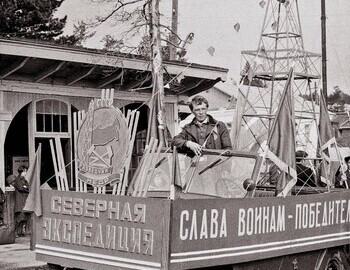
<box><xmin>321</xmin><ymin>0</ymin><xmax>327</xmax><ymax>100</ymax></box>
<box><xmin>147</xmin><ymin>0</ymin><xmax>166</xmax><ymax>145</ymax></box>
<box><xmin>169</xmin><ymin>0</ymin><xmax>179</xmax><ymax>60</ymax></box>
<box><xmin>49</xmin><ymin>139</ymin><xmax>61</xmax><ymax>190</ymax></box>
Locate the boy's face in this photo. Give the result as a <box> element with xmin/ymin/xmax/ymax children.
<box><xmin>192</xmin><ymin>103</ymin><xmax>208</xmax><ymax>122</ymax></box>
<box><xmin>347</xmin><ymin>160</ymin><xmax>350</xmax><ymax>169</ymax></box>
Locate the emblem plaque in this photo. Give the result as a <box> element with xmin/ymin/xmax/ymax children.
<box><xmin>76</xmin><ymin>98</ymin><xmax>129</xmax><ymax>187</ymax></box>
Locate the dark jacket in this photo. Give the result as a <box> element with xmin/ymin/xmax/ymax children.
<box><xmin>13</xmin><ymin>175</ymin><xmax>29</xmax><ymax>213</ymax></box>
<box><xmin>335</xmin><ymin>169</ymin><xmax>350</xmax><ymax>188</ymax></box>
<box><xmin>172</xmin><ymin>115</ymin><xmax>232</xmax><ymax>153</ymax></box>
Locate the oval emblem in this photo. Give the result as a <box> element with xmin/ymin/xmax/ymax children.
<box><xmin>77</xmin><ymin>100</ymin><xmax>129</xmax><ymax>187</ymax></box>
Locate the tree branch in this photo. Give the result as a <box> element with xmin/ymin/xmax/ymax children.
<box><xmin>97</xmin><ymin>0</ymin><xmax>144</xmax><ymax>23</ymax></box>
<box><xmin>159</xmin><ymin>24</ymin><xmax>183</xmax><ymax>44</ymax></box>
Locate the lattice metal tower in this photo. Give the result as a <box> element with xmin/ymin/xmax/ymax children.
<box><xmin>235</xmin><ymin>0</ymin><xmax>322</xmax><ymax>156</ymax></box>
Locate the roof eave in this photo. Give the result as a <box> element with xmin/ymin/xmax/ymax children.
<box><xmin>0</xmin><ymin>38</ymin><xmax>228</xmax><ymax>81</ymax></box>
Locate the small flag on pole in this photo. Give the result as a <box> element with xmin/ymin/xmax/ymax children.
<box><xmin>259</xmin><ymin>1</ymin><xmax>266</xmax><ymax>8</ymax></box>
<box><xmin>266</xmin><ymin>68</ymin><xmax>297</xmax><ymax>197</ymax></box>
<box><xmin>243</xmin><ymin>62</ymin><xmax>254</xmax><ymax>83</ymax></box>
<box><xmin>23</xmin><ymin>144</ymin><xmax>43</xmax><ymax>216</ymax></box>
<box><xmin>207</xmin><ymin>46</ymin><xmax>215</xmax><ymax>56</ymax></box>
<box><xmin>271</xmin><ymin>22</ymin><xmax>277</xmax><ymax>31</ymax></box>
<box><xmin>318</xmin><ymin>90</ymin><xmax>337</xmax><ymax>186</ymax></box>
<box><xmin>234</xmin><ymin>23</ymin><xmax>240</xmax><ymax>32</ymax></box>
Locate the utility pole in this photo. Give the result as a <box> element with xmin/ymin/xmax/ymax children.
<box><xmin>169</xmin><ymin>0</ymin><xmax>178</xmax><ymax>60</ymax></box>
<box><xmin>321</xmin><ymin>0</ymin><xmax>327</xmax><ymax>101</ymax></box>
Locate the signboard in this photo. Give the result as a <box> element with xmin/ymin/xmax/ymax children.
<box><xmin>12</xmin><ymin>156</ymin><xmax>29</xmax><ymax>175</ymax></box>
<box><xmin>36</xmin><ymin>190</ymin><xmax>170</xmax><ymax>270</ymax></box>
<box><xmin>170</xmin><ymin>191</ymin><xmax>350</xmax><ymax>269</ymax></box>
<box><xmin>76</xmin><ymin>100</ymin><xmax>129</xmax><ymax>187</ymax></box>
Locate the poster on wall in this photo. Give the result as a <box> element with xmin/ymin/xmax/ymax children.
<box><xmin>12</xmin><ymin>156</ymin><xmax>29</xmax><ymax>175</ymax></box>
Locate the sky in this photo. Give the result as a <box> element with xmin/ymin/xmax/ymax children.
<box><xmin>56</xmin><ymin>0</ymin><xmax>350</xmax><ymax>94</ymax></box>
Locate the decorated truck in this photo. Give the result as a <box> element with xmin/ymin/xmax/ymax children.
<box><xmin>32</xmin><ymin>88</ymin><xmax>350</xmax><ymax>269</ymax></box>
<box><xmin>33</xmin><ymin>0</ymin><xmax>350</xmax><ymax>269</ymax></box>
<box><xmin>34</xmin><ymin>150</ymin><xmax>350</xmax><ymax>270</ymax></box>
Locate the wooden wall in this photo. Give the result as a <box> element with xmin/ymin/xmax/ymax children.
<box><xmin>0</xmin><ymin>80</ymin><xmax>179</xmax><ymax>189</ymax></box>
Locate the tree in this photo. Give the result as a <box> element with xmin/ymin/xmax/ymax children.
<box><xmin>328</xmin><ymin>88</ymin><xmax>350</xmax><ymax>105</ymax></box>
<box><xmin>0</xmin><ymin>0</ymin><xmax>84</xmax><ymax>45</ymax></box>
<box><xmin>81</xmin><ymin>0</ymin><xmax>191</xmax><ymax>60</ymax></box>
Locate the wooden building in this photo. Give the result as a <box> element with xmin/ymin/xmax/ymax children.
<box><xmin>0</xmin><ymin>38</ymin><xmax>228</xmax><ymax>191</ymax></box>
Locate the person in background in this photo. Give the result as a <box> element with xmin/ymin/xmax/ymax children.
<box><xmin>296</xmin><ymin>150</ymin><xmax>316</xmax><ymax>187</ymax></box>
<box><xmin>335</xmin><ymin>156</ymin><xmax>350</xmax><ymax>188</ymax></box>
<box><xmin>12</xmin><ymin>166</ymin><xmax>30</xmax><ymax>237</ymax></box>
<box><xmin>172</xmin><ymin>95</ymin><xmax>232</xmax><ymax>156</ymax></box>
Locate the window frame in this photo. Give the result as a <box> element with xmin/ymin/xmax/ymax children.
<box><xmin>33</xmin><ymin>99</ymin><xmax>71</xmax><ymax>138</ymax></box>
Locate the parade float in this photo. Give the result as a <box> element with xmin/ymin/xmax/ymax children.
<box><xmin>33</xmin><ymin>0</ymin><xmax>350</xmax><ymax>269</ymax></box>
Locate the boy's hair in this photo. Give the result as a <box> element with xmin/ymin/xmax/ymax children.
<box><xmin>18</xmin><ymin>165</ymin><xmax>28</xmax><ymax>173</ymax></box>
<box><xmin>189</xmin><ymin>95</ymin><xmax>209</xmax><ymax>111</ymax></box>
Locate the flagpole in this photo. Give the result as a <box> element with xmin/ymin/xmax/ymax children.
<box><xmin>321</xmin><ymin>0</ymin><xmax>328</xmax><ymax>100</ymax></box>
<box><xmin>146</xmin><ymin>0</ymin><xmax>167</xmax><ymax>146</ymax></box>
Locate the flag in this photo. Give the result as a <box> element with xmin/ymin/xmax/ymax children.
<box><xmin>146</xmin><ymin>72</ymin><xmax>168</xmax><ymax>147</ymax></box>
<box><xmin>271</xmin><ymin>22</ymin><xmax>277</xmax><ymax>31</ymax></box>
<box><xmin>170</xmin><ymin>147</ymin><xmax>182</xmax><ymax>200</ymax></box>
<box><xmin>259</xmin><ymin>1</ymin><xmax>266</xmax><ymax>8</ymax></box>
<box><xmin>207</xmin><ymin>46</ymin><xmax>215</xmax><ymax>57</ymax></box>
<box><xmin>231</xmin><ymin>84</ymin><xmax>268</xmax><ymax>152</ymax></box>
<box><xmin>231</xmin><ymin>86</ymin><xmax>246</xmax><ymax>150</ymax></box>
<box><xmin>318</xmin><ymin>90</ymin><xmax>336</xmax><ymax>185</ymax></box>
<box><xmin>234</xmin><ymin>23</ymin><xmax>240</xmax><ymax>32</ymax></box>
<box><xmin>266</xmin><ymin>68</ymin><xmax>297</xmax><ymax>196</ymax></box>
<box><xmin>23</xmin><ymin>144</ymin><xmax>43</xmax><ymax>216</ymax></box>
<box><xmin>242</xmin><ymin>61</ymin><xmax>254</xmax><ymax>83</ymax></box>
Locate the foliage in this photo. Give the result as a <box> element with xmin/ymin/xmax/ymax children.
<box><xmin>81</xmin><ymin>0</ymin><xmax>190</xmax><ymax>60</ymax></box>
<box><xmin>300</xmin><ymin>87</ymin><xmax>350</xmax><ymax>112</ymax></box>
<box><xmin>328</xmin><ymin>88</ymin><xmax>350</xmax><ymax>105</ymax></box>
<box><xmin>0</xmin><ymin>0</ymin><xmax>84</xmax><ymax>45</ymax></box>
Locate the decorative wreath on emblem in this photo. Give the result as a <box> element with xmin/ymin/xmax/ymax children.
<box><xmin>76</xmin><ymin>90</ymin><xmax>129</xmax><ymax>187</ymax></box>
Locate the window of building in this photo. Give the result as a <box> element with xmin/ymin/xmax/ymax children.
<box><xmin>35</xmin><ymin>100</ymin><xmax>69</xmax><ymax>133</ymax></box>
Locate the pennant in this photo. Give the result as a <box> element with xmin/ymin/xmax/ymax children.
<box><xmin>318</xmin><ymin>90</ymin><xmax>336</xmax><ymax>185</ymax></box>
<box><xmin>260</xmin><ymin>44</ymin><xmax>268</xmax><ymax>57</ymax></box>
<box><xmin>266</xmin><ymin>68</ymin><xmax>296</xmax><ymax>196</ymax></box>
<box><xmin>259</xmin><ymin>1</ymin><xmax>266</xmax><ymax>8</ymax></box>
<box><xmin>230</xmin><ymin>87</ymin><xmax>267</xmax><ymax>151</ymax></box>
<box><xmin>231</xmin><ymin>87</ymin><xmax>245</xmax><ymax>150</ymax></box>
<box><xmin>23</xmin><ymin>144</ymin><xmax>42</xmax><ymax>216</ymax></box>
<box><xmin>176</xmin><ymin>73</ymin><xmax>185</xmax><ymax>83</ymax></box>
<box><xmin>234</xmin><ymin>23</ymin><xmax>240</xmax><ymax>32</ymax></box>
<box><xmin>207</xmin><ymin>46</ymin><xmax>215</xmax><ymax>57</ymax></box>
<box><xmin>242</xmin><ymin>61</ymin><xmax>254</xmax><ymax>82</ymax></box>
<box><xmin>271</xmin><ymin>22</ymin><xmax>277</xmax><ymax>31</ymax></box>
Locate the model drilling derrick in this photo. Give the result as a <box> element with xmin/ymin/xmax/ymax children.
<box><xmin>236</xmin><ymin>0</ymin><xmax>322</xmax><ymax>155</ymax></box>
